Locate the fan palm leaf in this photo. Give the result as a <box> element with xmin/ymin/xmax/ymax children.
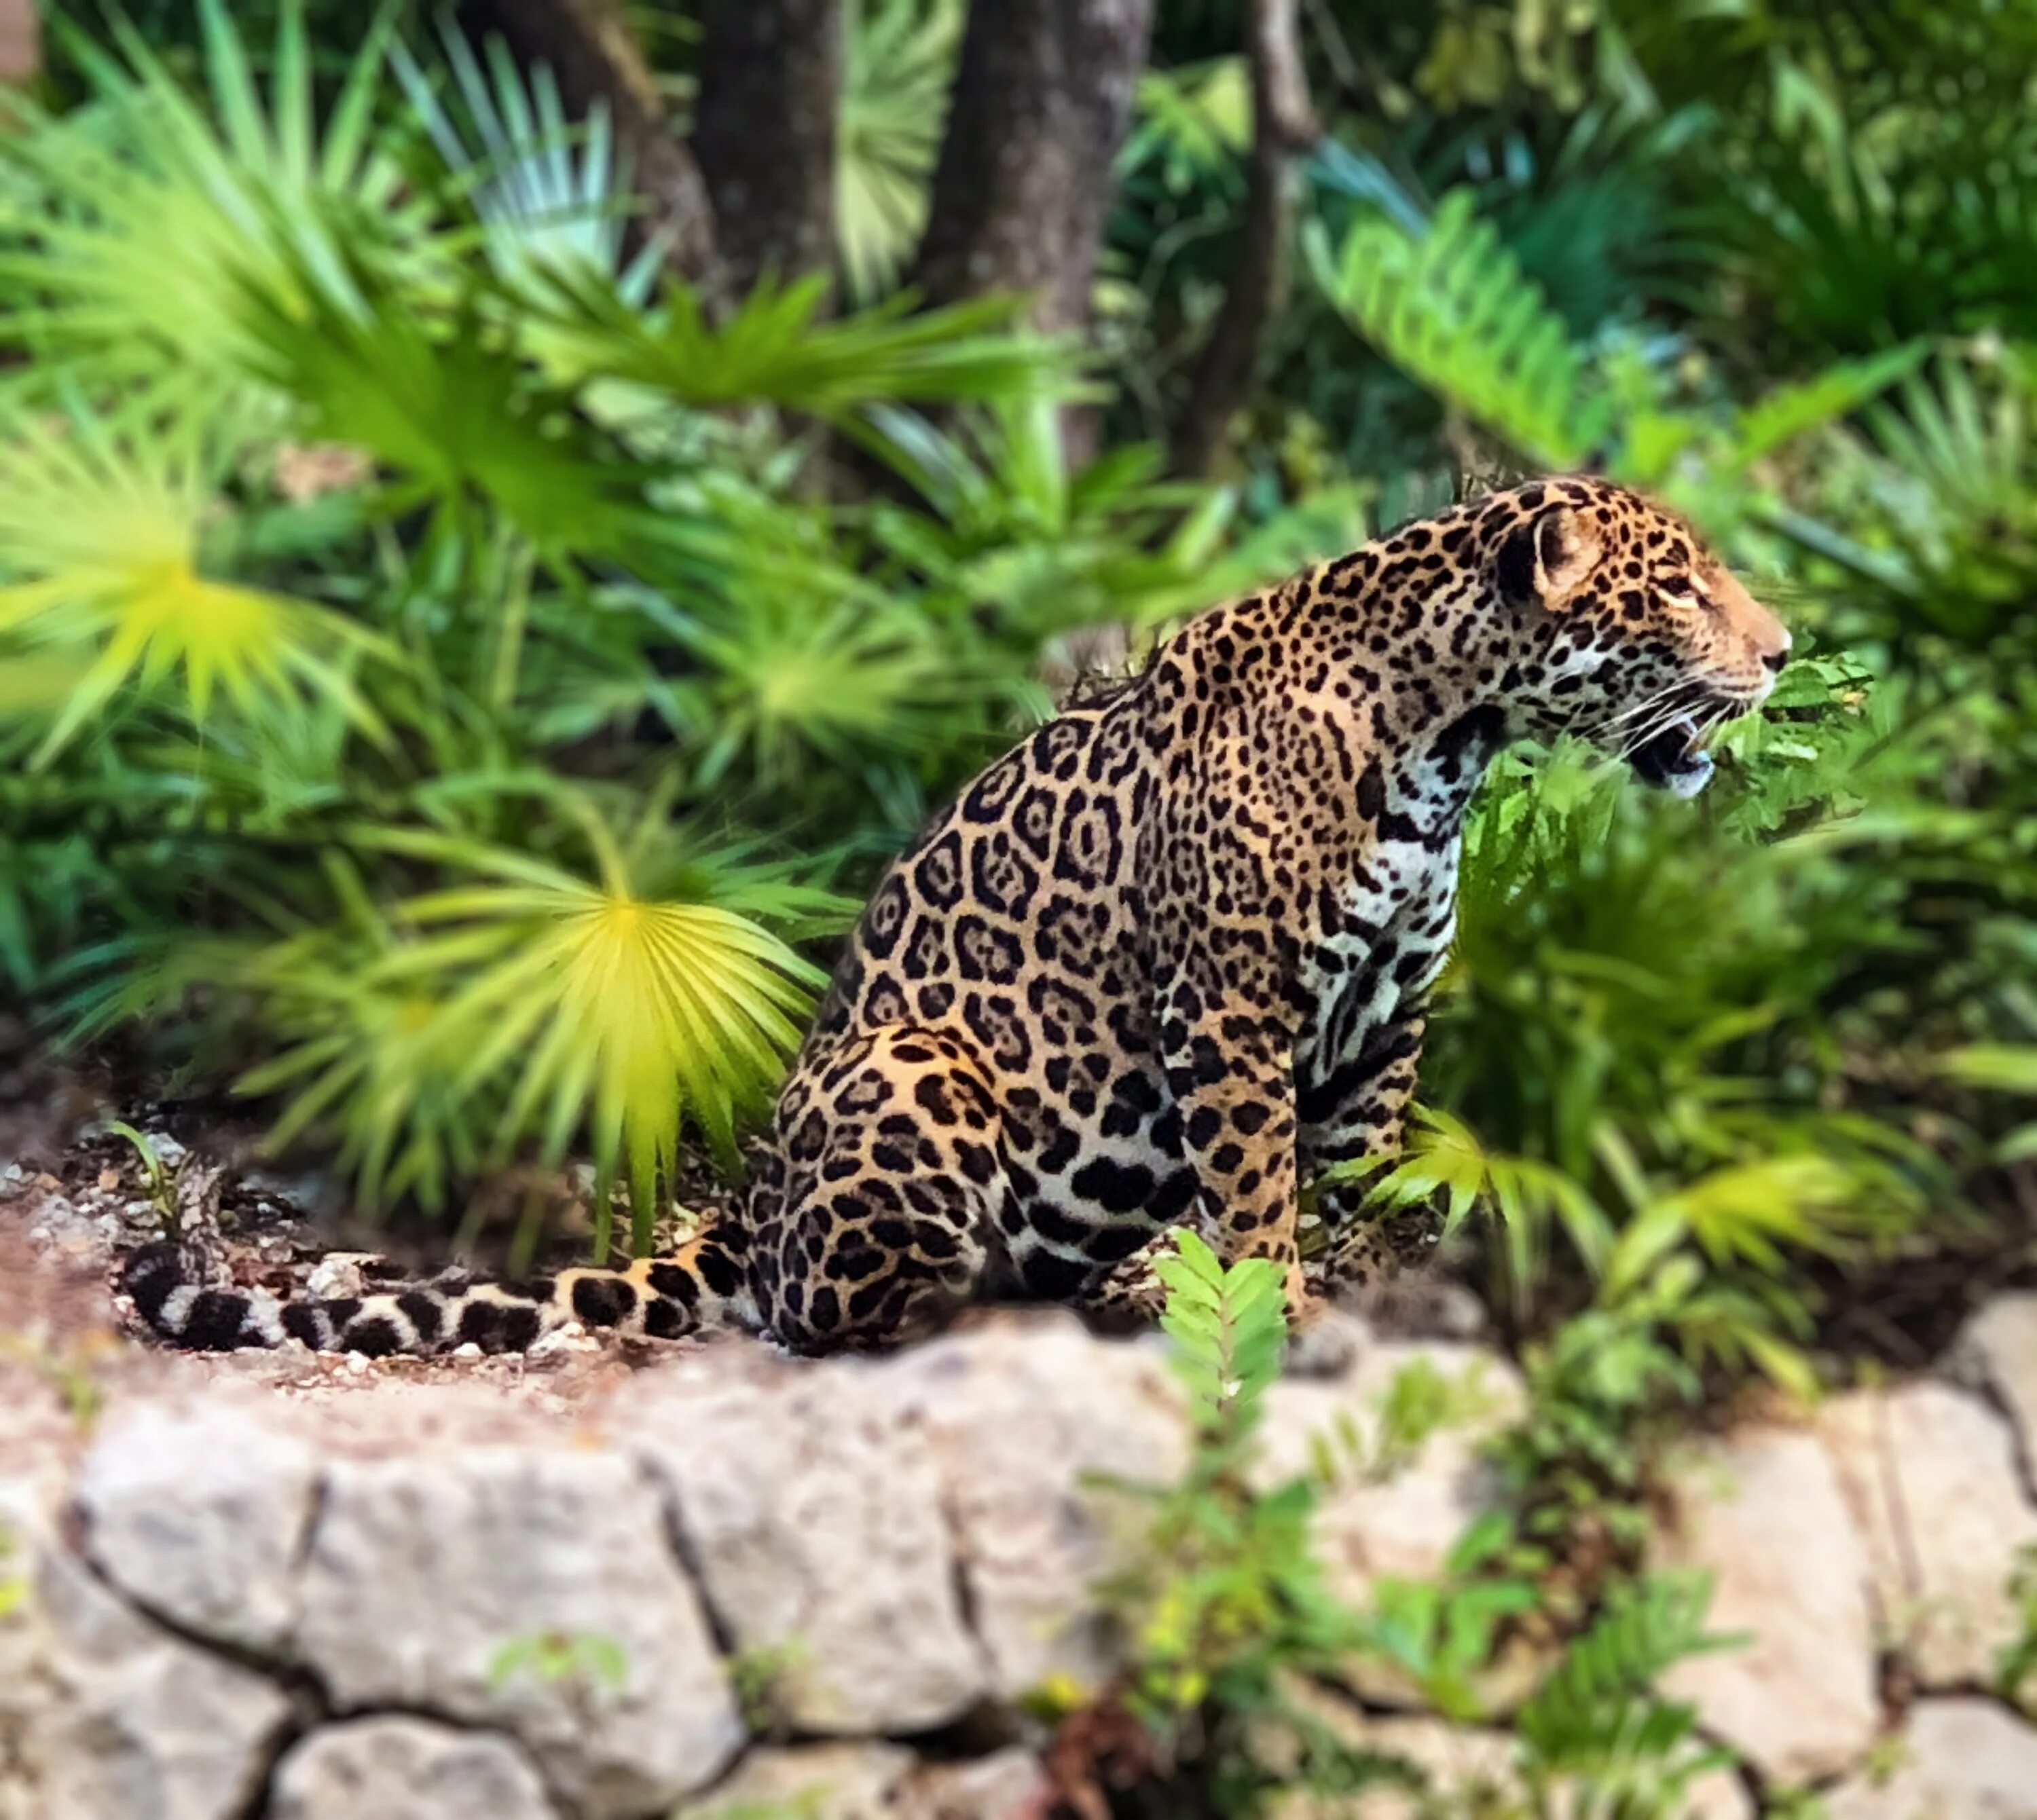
<box><xmin>364</xmin><ymin>825</ymin><xmax>828</xmax><ymax>1255</ymax></box>
<box><xmin>0</xmin><ymin>0</ymin><xmax>432</xmax><ymax>421</ymax></box>
<box><xmin>0</xmin><ymin>415</ymin><xmax>386</xmax><ymax>760</ymax></box>
<box><xmin>839</xmin><ymin>0</ymin><xmax>963</xmax><ymax>300</ymax></box>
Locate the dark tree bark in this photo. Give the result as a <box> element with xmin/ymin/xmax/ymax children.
<box><xmin>460</xmin><ymin>0</ymin><xmax>721</xmax><ymax>290</ymax></box>
<box><xmin>912</xmin><ymin>0</ymin><xmax>1156</xmax><ymax>337</ymax></box>
<box><xmin>693</xmin><ymin>0</ymin><xmax>845</xmax><ymax>295</ymax></box>
<box><xmin>1168</xmin><ymin>0</ymin><xmax>1318</xmax><ymax>477</ymax></box>
<box><xmin>0</xmin><ymin>0</ymin><xmax>37</xmax><ymax>83</ymax></box>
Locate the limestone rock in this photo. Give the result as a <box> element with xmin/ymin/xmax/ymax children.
<box><xmin>1824</xmin><ymin>1698</ymin><xmax>2037</xmax><ymax>1819</ymax></box>
<box><xmin>1819</xmin><ymin>1383</ymin><xmax>2037</xmax><ymax>1686</ymax></box>
<box><xmin>882</xmin><ymin>1312</ymin><xmax>1188</xmax><ymax>1699</ymax></box>
<box><xmin>1348</xmin><ymin>1716</ymin><xmax>1516</xmax><ymax>1819</ymax></box>
<box><xmin>1259</xmin><ymin>1340</ymin><xmax>1524</xmax><ymax>1605</ymax></box>
<box><xmin>1258</xmin><ymin>1696</ymin><xmax>1748</xmax><ymax>1820</ymax></box>
<box><xmin>675</xmin><ymin>1743</ymin><xmax>916</xmax><ymax>1820</ymax></box>
<box><xmin>1652</xmin><ymin>1429</ymin><xmax>1878</xmax><ymax>1784</ymax></box>
<box><xmin>272</xmin><ymin>1717</ymin><xmax>559</xmax><ymax>1820</ymax></box>
<box><xmin>672</xmin><ymin>1742</ymin><xmax>1047</xmax><ymax>1820</ymax></box>
<box><xmin>0</xmin><ymin>1531</ymin><xmax>290</xmax><ymax>1820</ymax></box>
<box><xmin>637</xmin><ymin>1361</ymin><xmax>987</xmax><ymax>1734</ymax></box>
<box><xmin>1953</xmin><ymin>1294</ymin><xmax>2037</xmax><ymax>1491</ymax></box>
<box><xmin>1682</xmin><ymin>1764</ymin><xmax>1756</xmax><ymax>1820</ymax></box>
<box><xmin>907</xmin><ymin>1746</ymin><xmax>1051</xmax><ymax>1820</ymax></box>
<box><xmin>295</xmin><ymin>1445</ymin><xmax>740</xmax><ymax>1819</ymax></box>
<box><xmin>75</xmin><ymin>1398</ymin><xmax>316</xmax><ymax>1654</ymax></box>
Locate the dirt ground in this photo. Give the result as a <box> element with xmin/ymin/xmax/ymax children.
<box><xmin>0</xmin><ymin>1039</ymin><xmax>758</xmax><ymax>1492</ymax></box>
<box><xmin>0</xmin><ymin>1028</ymin><xmax>1490</xmax><ymax>1492</ymax></box>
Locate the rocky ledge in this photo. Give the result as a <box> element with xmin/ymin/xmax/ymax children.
<box><xmin>5</xmin><ymin>1297</ymin><xmax>2037</xmax><ymax>1819</ymax></box>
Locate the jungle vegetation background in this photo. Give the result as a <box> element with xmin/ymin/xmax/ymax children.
<box><xmin>1</xmin><ymin>0</ymin><xmax>2034</xmax><ymax>1384</ymax></box>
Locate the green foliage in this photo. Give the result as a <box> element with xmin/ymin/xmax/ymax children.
<box><xmin>1</xmin><ymin>0</ymin><xmax>425</xmax><ymax>426</ymax></box>
<box><xmin>105</xmin><ymin>1121</ymin><xmax>177</xmax><ymax>1222</ymax></box>
<box><xmin>1095</xmin><ymin>1232</ymin><xmax>1742</xmax><ymax>1814</ymax></box>
<box><xmin>1357</xmin><ymin>1518</ymin><xmax>1541</xmax><ymax>1722</ymax></box>
<box><xmin>1336</xmin><ymin>716</ymin><xmax>1951</xmax><ymax>1360</ymax></box>
<box><xmin>1306</xmin><ymin>189</ymin><xmax>1614</xmax><ymax>471</ymax></box>
<box><xmin>488</xmin><ymin>1629</ymin><xmax>629</xmax><ymax>1698</ymax></box>
<box><xmin>1313</xmin><ymin>1352</ymin><xmax>1503</xmax><ymax>1487</ymax></box>
<box><xmin>838</xmin><ymin>0</ymin><xmax>962</xmax><ymax>300</ymax></box>
<box><xmin>0</xmin><ymin>1525</ymin><xmax>24</xmax><ymax>1624</ymax></box>
<box><xmin>1307</xmin><ymin>187</ymin><xmax>1925</xmax><ymax>538</ymax></box>
<box><xmin>1097</xmin><ymin>1237</ymin><xmax>1423</xmax><ymax>1810</ymax></box>
<box><xmin>1155</xmin><ymin>1231</ymin><xmax>1289</xmax><ymax>1458</ymax></box>
<box><xmin>2001</xmin><ymin>1543</ymin><xmax>2037</xmax><ymax>1718</ymax></box>
<box><xmin>2</xmin><ymin>2</ymin><xmax>1357</xmax><ymax>1244</ymax></box>
<box><xmin>1512</xmin><ymin>1574</ymin><xmax>1740</xmax><ymax>1817</ymax></box>
<box><xmin>1125</xmin><ymin>1232</ymin><xmax>1332</xmax><ymax>1720</ymax></box>
<box><xmin>727</xmin><ymin>1638</ymin><xmax>811</xmax><ymax>1734</ymax></box>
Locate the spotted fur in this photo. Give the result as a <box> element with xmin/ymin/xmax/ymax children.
<box><xmin>125</xmin><ymin>477</ymin><xmax>1790</xmax><ymax>1356</ymax></box>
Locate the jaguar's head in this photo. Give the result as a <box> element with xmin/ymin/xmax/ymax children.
<box><xmin>1479</xmin><ymin>477</ymin><xmax>1791</xmax><ymax>797</ymax></box>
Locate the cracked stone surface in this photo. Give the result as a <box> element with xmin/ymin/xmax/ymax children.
<box><xmin>0</xmin><ymin>1508</ymin><xmax>291</xmax><ymax>1820</ymax></box>
<box><xmin>1824</xmin><ymin>1698</ymin><xmax>2037</xmax><ymax>1819</ymax></box>
<box><xmin>1819</xmin><ymin>1382</ymin><xmax>2037</xmax><ymax>1688</ymax></box>
<box><xmin>11</xmin><ymin>1284</ymin><xmax>2037</xmax><ymax>1819</ymax></box>
<box><xmin>1653</xmin><ymin>1428</ymin><xmax>1879</xmax><ymax>1785</ymax></box>
<box><xmin>270</xmin><ymin>1716</ymin><xmax>560</xmax><ymax>1820</ymax></box>
<box><xmin>1260</xmin><ymin>1698</ymin><xmax>1750</xmax><ymax>1820</ymax></box>
<box><xmin>75</xmin><ymin>1396</ymin><xmax>317</xmax><ymax>1654</ymax></box>
<box><xmin>636</xmin><ymin>1358</ymin><xmax>989</xmax><ymax>1734</ymax></box>
<box><xmin>1954</xmin><ymin>1293</ymin><xmax>2037</xmax><ymax>1489</ymax></box>
<box><xmin>675</xmin><ymin>1742</ymin><xmax>1049</xmax><ymax>1820</ymax></box>
<box><xmin>881</xmin><ymin>1312</ymin><xmax>1188</xmax><ymax>1699</ymax></box>
<box><xmin>675</xmin><ymin>1742</ymin><xmax>919</xmax><ymax>1820</ymax></box>
<box><xmin>296</xmin><ymin>1445</ymin><xmax>742</xmax><ymax>1819</ymax></box>
<box><xmin>1258</xmin><ymin>1337</ymin><xmax>1525</xmax><ymax>1608</ymax></box>
<box><xmin>909</xmin><ymin>1745</ymin><xmax>1050</xmax><ymax>1819</ymax></box>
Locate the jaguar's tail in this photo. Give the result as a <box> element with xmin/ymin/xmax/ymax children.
<box><xmin>120</xmin><ymin>1224</ymin><xmax>756</xmax><ymax>1355</ymax></box>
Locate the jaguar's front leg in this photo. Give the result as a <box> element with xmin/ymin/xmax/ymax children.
<box><xmin>1300</xmin><ymin>1007</ymin><xmax>1437</xmax><ymax>1300</ymax></box>
<box><xmin>1156</xmin><ymin>967</ymin><xmax>1306</xmax><ymax>1308</ymax></box>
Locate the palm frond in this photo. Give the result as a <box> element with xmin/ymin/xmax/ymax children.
<box><xmin>235</xmin><ymin>249</ymin><xmax>665</xmax><ymax>563</ymax></box>
<box><xmin>394</xmin><ymin>20</ymin><xmax>661</xmax><ymax>308</ymax></box>
<box><xmin>838</xmin><ymin>0</ymin><xmax>962</xmax><ymax>300</ymax></box>
<box><xmin>0</xmin><ymin>415</ymin><xmax>386</xmax><ymax>760</ymax></box>
<box><xmin>0</xmin><ymin>0</ymin><xmax>428</xmax><ymax>421</ymax></box>
<box><xmin>365</xmin><ymin>826</ymin><xmax>827</xmax><ymax>1254</ymax></box>
<box><xmin>137</xmin><ymin>824</ymin><xmax>831</xmax><ymax>1255</ymax></box>
<box><xmin>528</xmin><ymin>268</ymin><xmax>1075</xmax><ymax>415</ymax></box>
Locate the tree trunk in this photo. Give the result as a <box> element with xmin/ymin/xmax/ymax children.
<box><xmin>0</xmin><ymin>0</ymin><xmax>37</xmax><ymax>83</ymax></box>
<box><xmin>460</xmin><ymin>0</ymin><xmax>721</xmax><ymax>291</ymax></box>
<box><xmin>912</xmin><ymin>0</ymin><xmax>1156</xmax><ymax>337</ymax></box>
<box><xmin>693</xmin><ymin>0</ymin><xmax>845</xmax><ymax>295</ymax></box>
<box><xmin>1168</xmin><ymin>0</ymin><xmax>1318</xmax><ymax>477</ymax></box>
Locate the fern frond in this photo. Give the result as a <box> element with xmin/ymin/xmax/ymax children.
<box><xmin>1729</xmin><ymin>341</ymin><xmax>1926</xmax><ymax>466</ymax></box>
<box><xmin>1306</xmin><ymin>190</ymin><xmax>1614</xmax><ymax>469</ymax></box>
<box><xmin>1514</xmin><ymin>1572</ymin><xmax>1737</xmax><ymax>1770</ymax></box>
<box><xmin>1155</xmin><ymin>1230</ymin><xmax>1289</xmax><ymax>1453</ymax></box>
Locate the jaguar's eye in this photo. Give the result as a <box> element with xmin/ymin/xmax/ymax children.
<box><xmin>1659</xmin><ymin>584</ymin><xmax>1706</xmax><ymax>612</ymax></box>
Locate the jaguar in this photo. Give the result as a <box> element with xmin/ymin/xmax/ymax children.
<box><xmin>125</xmin><ymin>475</ymin><xmax>1790</xmax><ymax>1356</ymax></box>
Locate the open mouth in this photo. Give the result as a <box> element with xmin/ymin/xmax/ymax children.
<box><xmin>1628</xmin><ymin>716</ymin><xmax>1716</xmax><ymax>797</ymax></box>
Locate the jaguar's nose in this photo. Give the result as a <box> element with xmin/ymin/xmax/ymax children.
<box><xmin>1761</xmin><ymin>647</ymin><xmax>1788</xmax><ymax>673</ymax></box>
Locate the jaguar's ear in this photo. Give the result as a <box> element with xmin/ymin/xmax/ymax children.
<box><xmin>1498</xmin><ymin>506</ymin><xmax>1604</xmax><ymax>611</ymax></box>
